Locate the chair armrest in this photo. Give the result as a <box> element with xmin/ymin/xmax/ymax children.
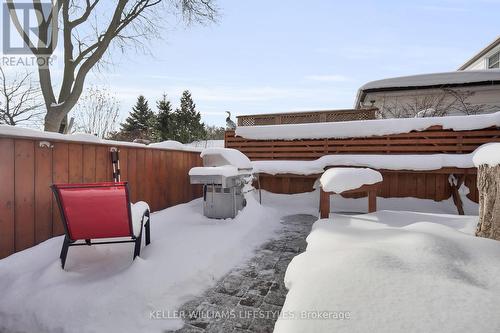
<box><xmin>130</xmin><ymin>201</ymin><xmax>150</xmax><ymax>237</ymax></box>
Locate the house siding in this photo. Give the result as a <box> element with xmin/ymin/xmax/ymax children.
<box><xmin>462</xmin><ymin>44</ymin><xmax>500</xmax><ymax>70</ymax></box>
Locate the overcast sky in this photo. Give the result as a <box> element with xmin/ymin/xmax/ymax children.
<box><xmin>3</xmin><ymin>0</ymin><xmax>500</xmax><ymax>127</ymax></box>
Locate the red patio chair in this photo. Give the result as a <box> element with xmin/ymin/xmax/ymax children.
<box><xmin>51</xmin><ymin>182</ymin><xmax>151</xmax><ymax>269</ymax></box>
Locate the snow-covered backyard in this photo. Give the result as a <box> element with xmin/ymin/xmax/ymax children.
<box><xmin>0</xmin><ymin>194</ymin><xmax>281</xmax><ymax>332</ymax></box>
<box><xmin>2</xmin><ymin>1</ymin><xmax>500</xmax><ymax>332</ymax></box>
<box><xmin>1</xmin><ymin>184</ymin><xmax>493</xmax><ymax>332</ymax></box>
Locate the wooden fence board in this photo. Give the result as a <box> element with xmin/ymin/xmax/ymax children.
<box><xmin>416</xmin><ymin>174</ymin><xmax>426</xmax><ymax>199</ymax></box>
<box><xmin>34</xmin><ymin>143</ymin><xmax>52</xmax><ymax>244</ymax></box>
<box><xmin>127</xmin><ymin>149</ymin><xmax>137</xmax><ymax>202</ymax></box>
<box><xmin>68</xmin><ymin>144</ymin><xmax>83</xmax><ymax>183</ymax></box>
<box><xmin>136</xmin><ymin>149</ymin><xmax>145</xmax><ymax>202</ymax></box>
<box><xmin>119</xmin><ymin>148</ymin><xmax>128</xmax><ymax>181</ymax></box>
<box><xmin>159</xmin><ymin>151</ymin><xmax>168</xmax><ymax>208</ymax></box>
<box><xmin>82</xmin><ymin>145</ymin><xmax>96</xmax><ymax>183</ymax></box>
<box><xmin>52</xmin><ymin>142</ymin><xmax>69</xmax><ymax>236</ymax></box>
<box><xmin>14</xmin><ymin>140</ymin><xmax>35</xmax><ymax>251</ymax></box>
<box><xmin>95</xmin><ymin>146</ymin><xmax>109</xmax><ymax>182</ymax></box>
<box><xmin>435</xmin><ymin>174</ymin><xmax>447</xmax><ymax>201</ymax></box>
<box><xmin>0</xmin><ymin>139</ymin><xmax>15</xmax><ymax>257</ymax></box>
<box><xmin>152</xmin><ymin>151</ymin><xmax>161</xmax><ymax>210</ymax></box>
<box><xmin>425</xmin><ymin>174</ymin><xmax>436</xmax><ymax>200</ymax></box>
<box><xmin>142</xmin><ymin>149</ymin><xmax>153</xmax><ymax>210</ymax></box>
<box><xmin>183</xmin><ymin>153</ymin><xmax>191</xmax><ymax>200</ymax></box>
<box><xmin>170</xmin><ymin>151</ymin><xmax>183</xmax><ymax>206</ymax></box>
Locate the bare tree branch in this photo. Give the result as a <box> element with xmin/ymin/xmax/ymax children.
<box><xmin>6</xmin><ymin>0</ymin><xmax>218</xmax><ymax>132</ymax></box>
<box><xmin>0</xmin><ymin>67</ymin><xmax>45</xmax><ymax>126</ymax></box>
<box><xmin>72</xmin><ymin>86</ymin><xmax>120</xmax><ymax>138</ymax></box>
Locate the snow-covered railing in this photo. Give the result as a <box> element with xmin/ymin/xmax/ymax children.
<box><xmin>236</xmin><ymin>108</ymin><xmax>377</xmax><ymax>126</ymax></box>
<box><xmin>226</xmin><ymin>117</ymin><xmax>500</xmax><ymax>160</ymax></box>
<box><xmin>0</xmin><ymin>133</ymin><xmax>203</xmax><ymax>259</ymax></box>
<box><xmin>234</xmin><ymin>111</ymin><xmax>500</xmax><ymax>141</ymax></box>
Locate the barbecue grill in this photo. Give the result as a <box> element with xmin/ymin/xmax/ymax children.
<box><xmin>189</xmin><ymin>148</ymin><xmax>252</xmax><ymax>219</ymax></box>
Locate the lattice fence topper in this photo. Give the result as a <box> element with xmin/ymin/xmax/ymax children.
<box><xmin>237</xmin><ymin>108</ymin><xmax>377</xmax><ymax>126</ymax></box>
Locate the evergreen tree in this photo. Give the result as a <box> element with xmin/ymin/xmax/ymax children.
<box><xmin>171</xmin><ymin>90</ymin><xmax>206</xmax><ymax>143</ymax></box>
<box><xmin>155</xmin><ymin>94</ymin><xmax>174</xmax><ymax>141</ymax></box>
<box><xmin>120</xmin><ymin>95</ymin><xmax>155</xmax><ymax>140</ymax></box>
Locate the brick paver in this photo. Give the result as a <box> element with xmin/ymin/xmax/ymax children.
<box><xmin>167</xmin><ymin>214</ymin><xmax>317</xmax><ymax>333</ymax></box>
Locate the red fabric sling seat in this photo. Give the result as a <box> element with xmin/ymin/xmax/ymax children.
<box><xmin>51</xmin><ymin>182</ymin><xmax>151</xmax><ymax>269</ymax></box>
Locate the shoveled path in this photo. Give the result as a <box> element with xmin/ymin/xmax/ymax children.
<box><xmin>166</xmin><ymin>214</ymin><xmax>317</xmax><ymax>333</ymax></box>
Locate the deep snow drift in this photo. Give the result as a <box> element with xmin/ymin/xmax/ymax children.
<box><xmin>274</xmin><ymin>211</ymin><xmax>500</xmax><ymax>333</ymax></box>
<box><xmin>0</xmin><ymin>194</ymin><xmax>281</xmax><ymax>333</ymax></box>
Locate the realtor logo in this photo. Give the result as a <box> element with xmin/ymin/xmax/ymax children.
<box><xmin>2</xmin><ymin>1</ymin><xmax>58</xmax><ymax>55</ymax></box>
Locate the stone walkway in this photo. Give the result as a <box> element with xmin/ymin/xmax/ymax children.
<box><xmin>167</xmin><ymin>214</ymin><xmax>317</xmax><ymax>333</ymax></box>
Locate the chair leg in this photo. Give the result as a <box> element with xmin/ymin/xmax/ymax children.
<box><xmin>145</xmin><ymin>211</ymin><xmax>151</xmax><ymax>246</ymax></box>
<box><xmin>133</xmin><ymin>229</ymin><xmax>142</xmax><ymax>260</ymax></box>
<box><xmin>60</xmin><ymin>236</ymin><xmax>70</xmax><ymax>269</ymax></box>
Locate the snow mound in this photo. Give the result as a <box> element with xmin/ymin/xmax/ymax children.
<box><xmin>235</xmin><ymin>111</ymin><xmax>500</xmax><ymax>140</ymax></box>
<box><xmin>320</xmin><ymin>168</ymin><xmax>382</xmax><ymax>193</ymax></box>
<box><xmin>0</xmin><ymin>194</ymin><xmax>280</xmax><ymax>333</ymax></box>
<box><xmin>201</xmin><ymin>147</ymin><xmax>252</xmax><ymax>169</ymax></box>
<box><xmin>472</xmin><ymin>143</ymin><xmax>500</xmax><ymax>167</ymax></box>
<box><xmin>274</xmin><ymin>211</ymin><xmax>500</xmax><ymax>333</ymax></box>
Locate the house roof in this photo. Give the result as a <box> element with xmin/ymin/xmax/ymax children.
<box><xmin>458</xmin><ymin>36</ymin><xmax>500</xmax><ymax>70</ymax></box>
<box><xmin>355</xmin><ymin>70</ymin><xmax>500</xmax><ymax>107</ymax></box>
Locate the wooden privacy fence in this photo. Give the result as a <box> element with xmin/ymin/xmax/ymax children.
<box><xmin>0</xmin><ymin>135</ymin><xmax>202</xmax><ymax>259</ymax></box>
<box><xmin>225</xmin><ymin>125</ymin><xmax>500</xmax><ymax>203</ymax></box>
<box><xmin>225</xmin><ymin>126</ymin><xmax>500</xmax><ymax>160</ymax></box>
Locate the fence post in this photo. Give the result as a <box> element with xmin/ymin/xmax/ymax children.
<box><xmin>320</xmin><ymin>189</ymin><xmax>330</xmax><ymax>219</ymax></box>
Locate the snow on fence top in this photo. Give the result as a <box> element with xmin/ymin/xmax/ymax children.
<box><xmin>473</xmin><ymin>143</ymin><xmax>500</xmax><ymax>167</ymax></box>
<box><xmin>0</xmin><ymin>124</ymin><xmax>203</xmax><ymax>152</ymax></box>
<box><xmin>200</xmin><ymin>147</ymin><xmax>252</xmax><ymax>169</ymax></box>
<box><xmin>359</xmin><ymin>69</ymin><xmax>500</xmax><ymax>91</ymax></box>
<box><xmin>320</xmin><ymin>168</ymin><xmax>383</xmax><ymax>193</ymax></box>
<box><xmin>235</xmin><ymin>111</ymin><xmax>500</xmax><ymax>141</ymax></box>
<box><xmin>252</xmin><ymin>153</ymin><xmax>475</xmax><ymax>175</ymax></box>
<box><xmin>149</xmin><ymin>140</ymin><xmax>187</xmax><ymax>150</ymax></box>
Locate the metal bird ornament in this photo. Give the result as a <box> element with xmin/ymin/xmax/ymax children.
<box><xmin>225</xmin><ymin>111</ymin><xmax>236</xmax><ymax>130</ymax></box>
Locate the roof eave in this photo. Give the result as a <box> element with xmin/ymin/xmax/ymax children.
<box><xmin>458</xmin><ymin>36</ymin><xmax>500</xmax><ymax>70</ymax></box>
<box><xmin>357</xmin><ymin>80</ymin><xmax>500</xmax><ymax>104</ymax></box>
